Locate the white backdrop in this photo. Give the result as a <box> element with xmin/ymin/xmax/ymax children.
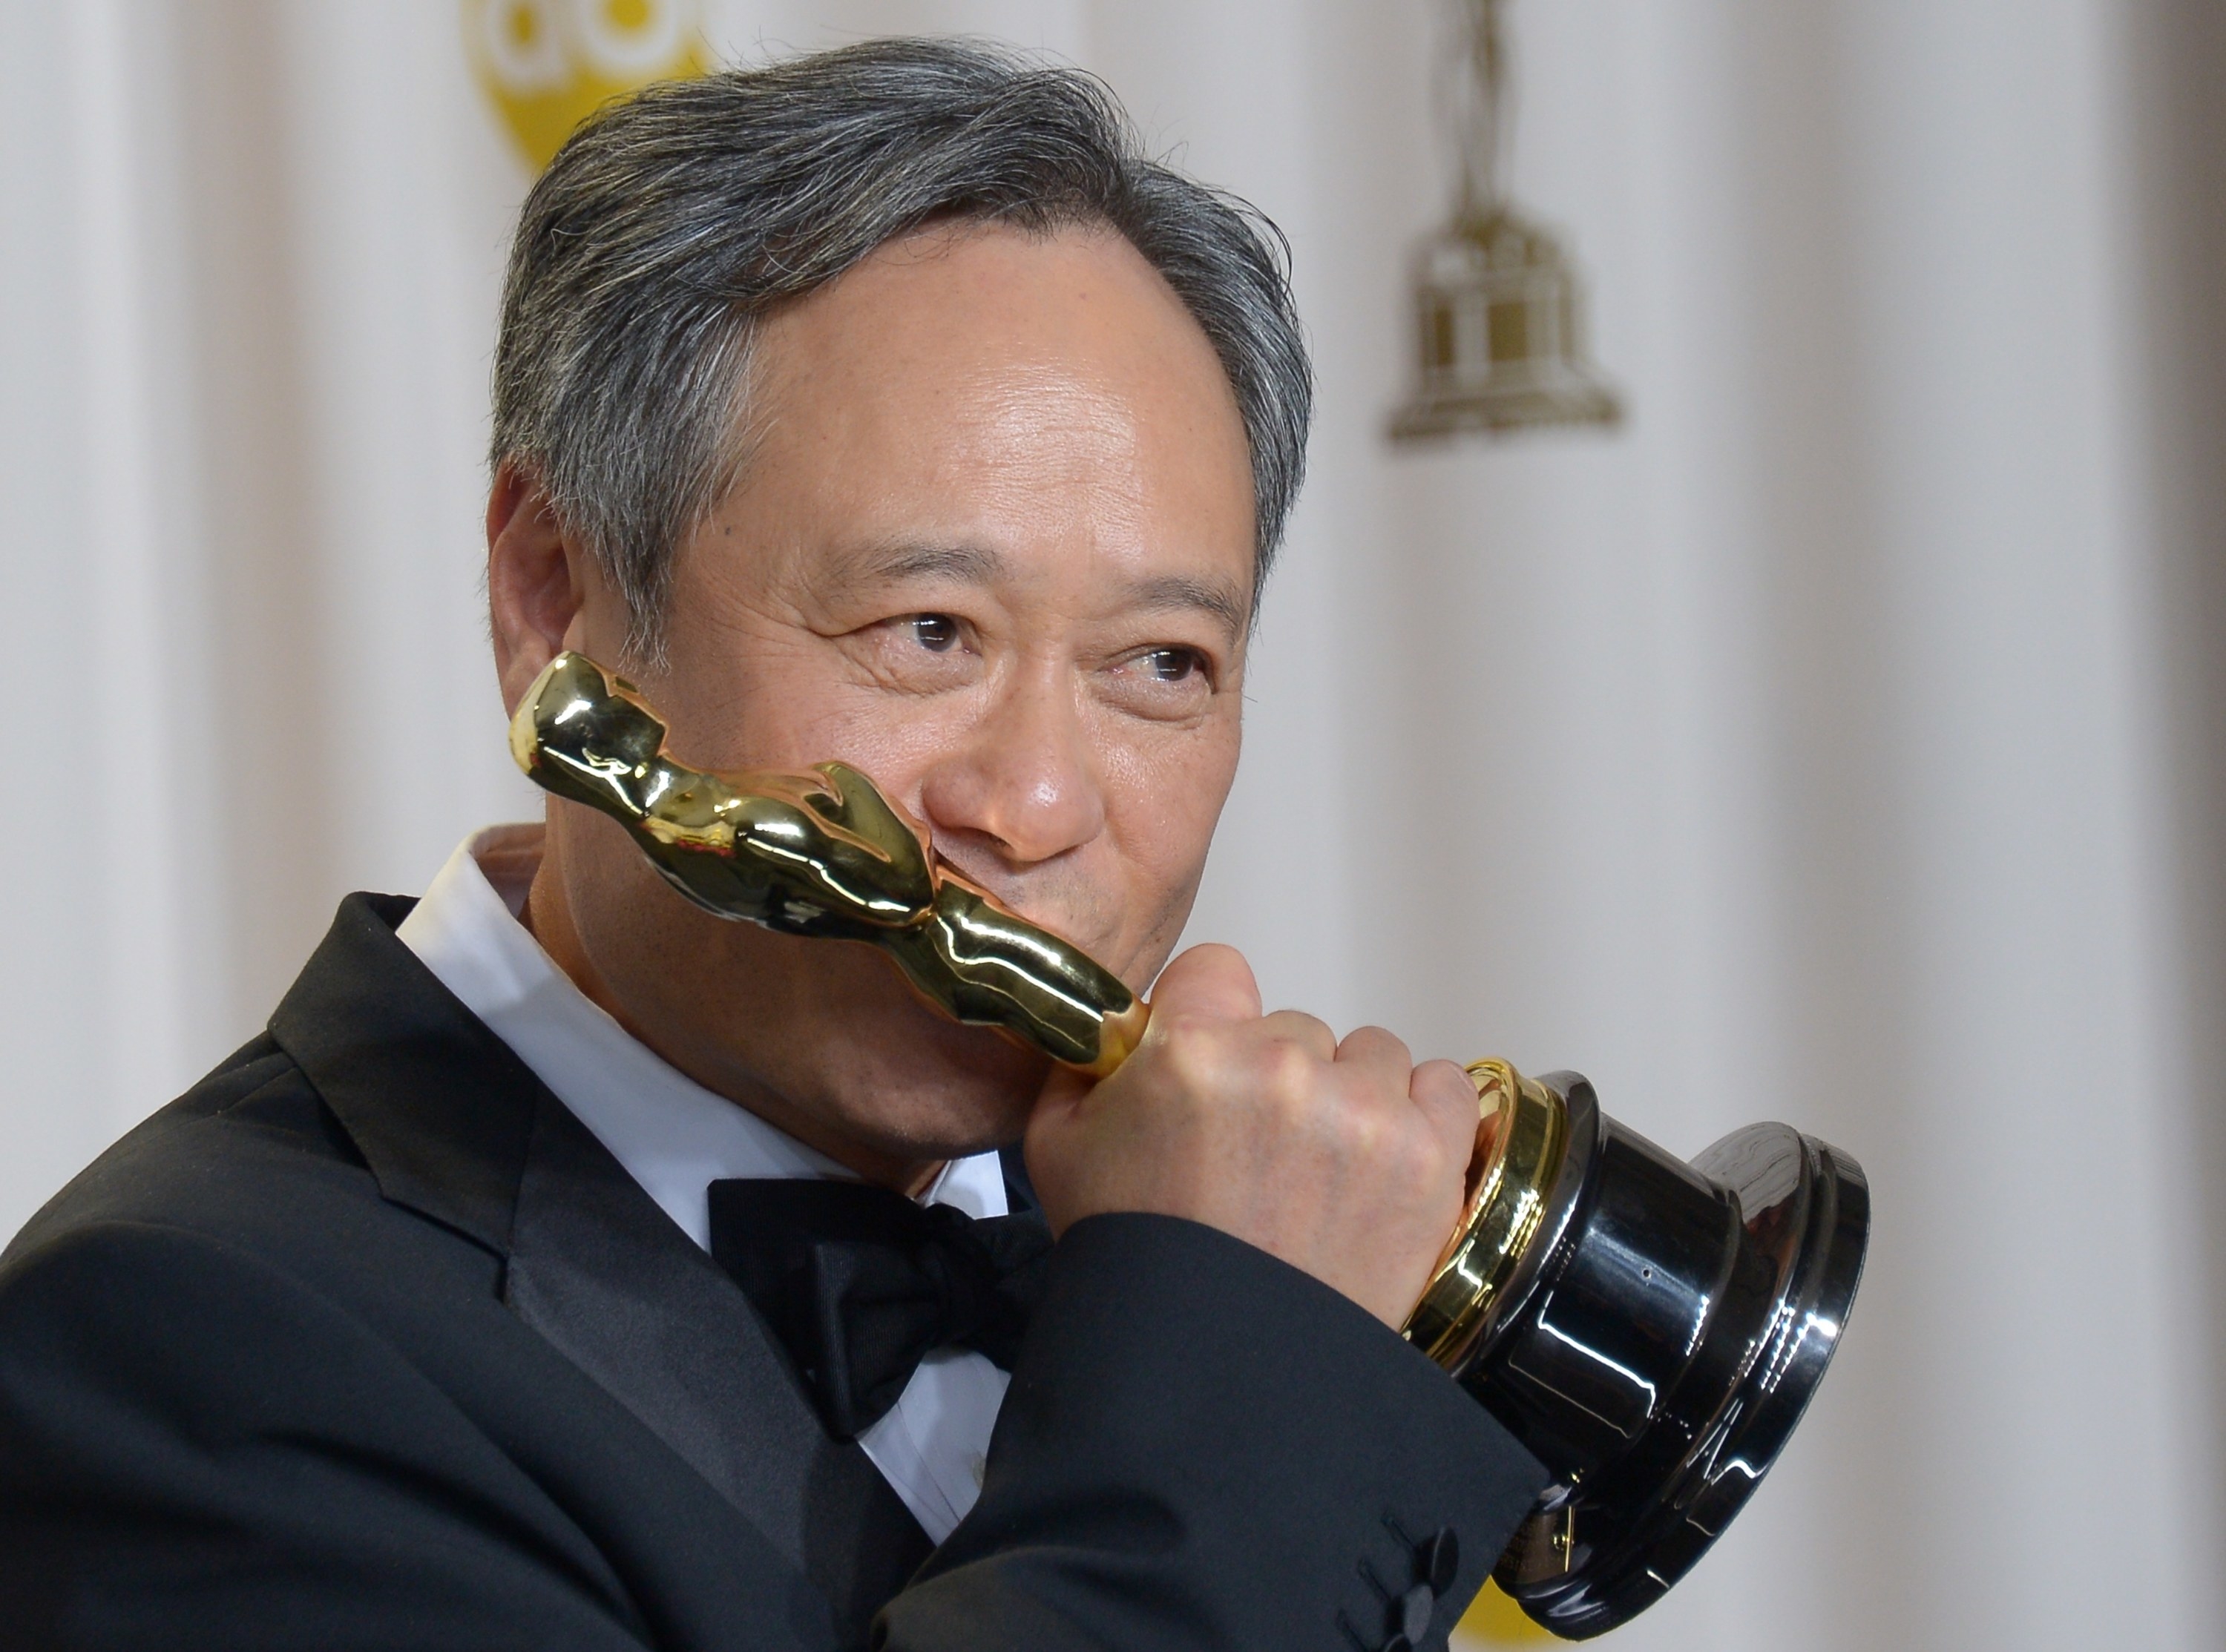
<box><xmin>4</xmin><ymin>4</ymin><xmax>2222</xmax><ymax>1648</ymax></box>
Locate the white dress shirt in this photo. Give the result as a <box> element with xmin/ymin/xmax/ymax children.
<box><xmin>395</xmin><ymin>823</ymin><xmax>1010</xmax><ymax>1544</ymax></box>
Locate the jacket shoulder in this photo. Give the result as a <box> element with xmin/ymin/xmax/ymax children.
<box><xmin>2</xmin><ymin>1035</ymin><xmax>375</xmax><ymax>1271</ymax></box>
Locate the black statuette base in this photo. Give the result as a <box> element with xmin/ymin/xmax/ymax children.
<box><xmin>1449</xmin><ymin>1076</ymin><xmax>1870</xmax><ymax>1640</ymax></box>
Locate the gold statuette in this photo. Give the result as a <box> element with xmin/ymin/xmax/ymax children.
<box><xmin>508</xmin><ymin>651</ymin><xmax>1146</xmax><ymax>1076</ymax></box>
<box><xmin>505</xmin><ymin>650</ymin><xmax>1868</xmax><ymax>1641</ymax></box>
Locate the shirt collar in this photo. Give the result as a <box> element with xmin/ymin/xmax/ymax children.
<box><xmin>395</xmin><ymin>824</ymin><xmax>1008</xmax><ymax>1253</ymax></box>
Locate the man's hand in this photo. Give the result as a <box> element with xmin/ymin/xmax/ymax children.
<box><xmin>1024</xmin><ymin>945</ymin><xmax>1483</xmax><ymax>1330</ymax></box>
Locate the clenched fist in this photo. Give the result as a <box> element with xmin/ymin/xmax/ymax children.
<box><xmin>1025</xmin><ymin>944</ymin><xmax>1483</xmax><ymax>1329</ymax></box>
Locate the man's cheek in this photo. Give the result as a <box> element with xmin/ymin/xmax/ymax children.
<box><xmin>1132</xmin><ymin>847</ymin><xmax>1212</xmax><ymax>970</ymax></box>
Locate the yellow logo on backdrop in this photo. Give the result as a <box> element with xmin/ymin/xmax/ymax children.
<box><xmin>1455</xmin><ymin>1579</ymin><xmax>1554</xmax><ymax>1645</ymax></box>
<box><xmin>466</xmin><ymin>0</ymin><xmax>710</xmax><ymax>171</ymax></box>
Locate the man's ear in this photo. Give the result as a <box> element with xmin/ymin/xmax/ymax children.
<box><xmin>487</xmin><ymin>461</ymin><xmax>595</xmax><ymax>714</ymax></box>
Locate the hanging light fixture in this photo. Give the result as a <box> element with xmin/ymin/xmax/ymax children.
<box><xmin>1391</xmin><ymin>0</ymin><xmax>1621</xmax><ymax>441</ymax></box>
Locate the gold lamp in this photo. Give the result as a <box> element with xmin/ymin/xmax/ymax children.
<box><xmin>1391</xmin><ymin>0</ymin><xmax>1621</xmax><ymax>441</ymax></box>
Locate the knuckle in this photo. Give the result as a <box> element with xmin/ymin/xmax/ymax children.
<box><xmin>1323</xmin><ymin>1076</ymin><xmax>1385</xmax><ymax>1145</ymax></box>
<box><xmin>1350</xmin><ymin>1024</ymin><xmax>1414</xmax><ymax>1068</ymax></box>
<box><xmin>1420</xmin><ymin>1057</ymin><xmax>1476</xmax><ymax>1109</ymax></box>
<box><xmin>1156</xmin><ymin>1013</ymin><xmax>1227</xmax><ymax>1077</ymax></box>
<box><xmin>1402</xmin><ymin>1125</ymin><xmax>1452</xmax><ymax>1197</ymax></box>
<box><xmin>1262</xmin><ymin>1037</ymin><xmax>1318</xmax><ymax>1097</ymax></box>
<box><xmin>1345</xmin><ymin>1106</ymin><xmax>1391</xmax><ymax>1166</ymax></box>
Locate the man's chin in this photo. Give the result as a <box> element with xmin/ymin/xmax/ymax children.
<box><xmin>633</xmin><ymin>918</ymin><xmax>1057</xmax><ymax>1167</ymax></box>
<box><xmin>822</xmin><ymin>990</ymin><xmax>1051</xmax><ymax>1162</ymax></box>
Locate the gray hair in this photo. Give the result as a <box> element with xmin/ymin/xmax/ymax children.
<box><xmin>491</xmin><ymin>37</ymin><xmax>1312</xmax><ymax>660</ymax></box>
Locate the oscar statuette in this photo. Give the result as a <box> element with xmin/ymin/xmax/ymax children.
<box><xmin>510</xmin><ymin>651</ymin><xmax>1869</xmax><ymax>1641</ymax></box>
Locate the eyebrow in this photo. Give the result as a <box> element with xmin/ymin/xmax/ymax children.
<box><xmin>851</xmin><ymin>542</ymin><xmax>1009</xmax><ymax>585</ymax></box>
<box><xmin>841</xmin><ymin>541</ymin><xmax>1252</xmax><ymax>638</ymax></box>
<box><xmin>1125</xmin><ymin>573</ymin><xmax>1250</xmax><ymax>638</ymax></box>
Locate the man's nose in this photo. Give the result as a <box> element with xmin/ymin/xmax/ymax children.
<box><xmin>916</xmin><ymin>671</ymin><xmax>1106</xmax><ymax>870</ymax></box>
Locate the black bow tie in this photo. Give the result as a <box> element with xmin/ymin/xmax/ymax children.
<box><xmin>708</xmin><ymin>1178</ymin><xmax>1053</xmax><ymax>1441</ymax></box>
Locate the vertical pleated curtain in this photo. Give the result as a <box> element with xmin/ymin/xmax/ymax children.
<box><xmin>2</xmin><ymin>3</ymin><xmax>2222</xmax><ymax>1648</ymax></box>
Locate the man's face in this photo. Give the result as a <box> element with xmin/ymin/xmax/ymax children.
<box><xmin>534</xmin><ymin>222</ymin><xmax>1258</xmax><ymax>1171</ymax></box>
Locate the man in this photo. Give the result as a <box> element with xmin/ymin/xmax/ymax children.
<box><xmin>0</xmin><ymin>40</ymin><xmax>1547</xmax><ymax>1651</ymax></box>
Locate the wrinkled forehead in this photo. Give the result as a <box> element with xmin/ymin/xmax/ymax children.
<box><xmin>718</xmin><ymin>222</ymin><xmax>1259</xmax><ymax>619</ymax></box>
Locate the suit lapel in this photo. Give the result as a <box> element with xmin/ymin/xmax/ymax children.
<box><xmin>270</xmin><ymin>894</ymin><xmax>533</xmax><ymax>1259</ymax></box>
<box><xmin>271</xmin><ymin>895</ymin><xmax>931</xmax><ymax>1642</ymax></box>
<box><xmin>503</xmin><ymin>1082</ymin><xmax>932</xmax><ymax>1628</ymax></box>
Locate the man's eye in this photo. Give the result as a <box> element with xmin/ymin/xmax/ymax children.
<box><xmin>909</xmin><ymin>614</ymin><xmax>959</xmax><ymax>652</ymax></box>
<box><xmin>1100</xmin><ymin>644</ymin><xmax>1216</xmax><ymax>721</ymax></box>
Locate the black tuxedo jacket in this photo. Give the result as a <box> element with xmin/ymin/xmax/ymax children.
<box><xmin>0</xmin><ymin>895</ymin><xmax>1546</xmax><ymax>1651</ymax></box>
